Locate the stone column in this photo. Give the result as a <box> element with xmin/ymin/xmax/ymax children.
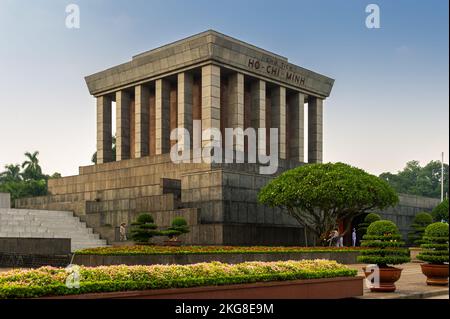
<box><xmin>251</xmin><ymin>80</ymin><xmax>266</xmax><ymax>155</ymax></box>
<box><xmin>228</xmin><ymin>72</ymin><xmax>244</xmax><ymax>152</ymax></box>
<box><xmin>288</xmin><ymin>92</ymin><xmax>305</xmax><ymax>162</ymax></box>
<box><xmin>271</xmin><ymin>86</ymin><xmax>286</xmax><ymax>159</ymax></box>
<box><xmin>178</xmin><ymin>72</ymin><xmax>193</xmax><ymax>151</ymax></box>
<box><xmin>134</xmin><ymin>85</ymin><xmax>149</xmax><ymax>158</ymax></box>
<box><xmin>116</xmin><ymin>90</ymin><xmax>131</xmax><ymax>161</ymax></box>
<box><xmin>201</xmin><ymin>65</ymin><xmax>221</xmax><ymax>148</ymax></box>
<box><xmin>155</xmin><ymin>78</ymin><xmax>171</xmax><ymax>154</ymax></box>
<box><xmin>308</xmin><ymin>97</ymin><xmax>323</xmax><ymax>163</ymax></box>
<box><xmin>96</xmin><ymin>95</ymin><xmax>112</xmax><ymax>164</ymax></box>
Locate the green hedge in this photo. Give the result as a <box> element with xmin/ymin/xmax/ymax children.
<box><xmin>75</xmin><ymin>245</ymin><xmax>365</xmax><ymax>256</ymax></box>
<box><xmin>0</xmin><ymin>260</ymin><xmax>357</xmax><ymax>299</ymax></box>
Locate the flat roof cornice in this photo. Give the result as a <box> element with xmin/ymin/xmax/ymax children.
<box><xmin>85</xmin><ymin>30</ymin><xmax>334</xmax><ymax>98</ymax></box>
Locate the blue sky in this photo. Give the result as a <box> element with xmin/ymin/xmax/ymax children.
<box><xmin>0</xmin><ymin>0</ymin><xmax>448</xmax><ymax>176</ymax></box>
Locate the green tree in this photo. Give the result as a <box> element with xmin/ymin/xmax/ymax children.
<box><xmin>380</xmin><ymin>160</ymin><xmax>449</xmax><ymax>199</ymax></box>
<box><xmin>0</xmin><ymin>151</ymin><xmax>63</xmax><ymax>203</ymax></box>
<box><xmin>258</xmin><ymin>162</ymin><xmax>399</xmax><ymax>245</ymax></box>
<box><xmin>432</xmin><ymin>198</ymin><xmax>449</xmax><ymax>223</ymax></box>
<box><xmin>0</xmin><ymin>179</ymin><xmax>47</xmax><ymax>202</ymax></box>
<box><xmin>21</xmin><ymin>151</ymin><xmax>43</xmax><ymax>181</ymax></box>
<box><xmin>162</xmin><ymin>217</ymin><xmax>190</xmax><ymax>241</ymax></box>
<box><xmin>0</xmin><ymin>164</ymin><xmax>22</xmax><ymax>182</ymax></box>
<box><xmin>407</xmin><ymin>212</ymin><xmax>433</xmax><ymax>246</ymax></box>
<box><xmin>130</xmin><ymin>213</ymin><xmax>161</xmax><ymax>243</ymax></box>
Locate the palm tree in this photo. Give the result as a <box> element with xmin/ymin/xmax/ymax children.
<box><xmin>0</xmin><ymin>164</ymin><xmax>22</xmax><ymax>182</ymax></box>
<box><xmin>21</xmin><ymin>151</ymin><xmax>43</xmax><ymax>180</ymax></box>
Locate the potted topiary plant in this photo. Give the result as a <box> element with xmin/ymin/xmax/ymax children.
<box><xmin>358</xmin><ymin>220</ymin><xmax>411</xmax><ymax>292</ymax></box>
<box><xmin>130</xmin><ymin>213</ymin><xmax>161</xmax><ymax>244</ymax></box>
<box><xmin>417</xmin><ymin>222</ymin><xmax>449</xmax><ymax>286</ymax></box>
<box><xmin>162</xmin><ymin>217</ymin><xmax>190</xmax><ymax>246</ymax></box>
<box><xmin>407</xmin><ymin>212</ymin><xmax>433</xmax><ymax>262</ymax></box>
<box><xmin>408</xmin><ymin>212</ymin><xmax>433</xmax><ymax>246</ymax></box>
<box><xmin>357</xmin><ymin>213</ymin><xmax>381</xmax><ymax>241</ymax></box>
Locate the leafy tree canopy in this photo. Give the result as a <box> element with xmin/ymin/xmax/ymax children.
<box><xmin>258</xmin><ymin>162</ymin><xmax>398</xmax><ymax>245</ymax></box>
<box><xmin>0</xmin><ymin>151</ymin><xmax>61</xmax><ymax>203</ymax></box>
<box><xmin>432</xmin><ymin>198</ymin><xmax>449</xmax><ymax>223</ymax></box>
<box><xmin>380</xmin><ymin>160</ymin><xmax>448</xmax><ymax>199</ymax></box>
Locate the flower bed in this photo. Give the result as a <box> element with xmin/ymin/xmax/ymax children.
<box><xmin>76</xmin><ymin>245</ymin><xmax>363</xmax><ymax>256</ymax></box>
<box><xmin>0</xmin><ymin>260</ymin><xmax>357</xmax><ymax>299</ymax></box>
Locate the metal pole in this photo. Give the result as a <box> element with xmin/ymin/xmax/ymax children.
<box><xmin>441</xmin><ymin>152</ymin><xmax>444</xmax><ymax>202</ymax></box>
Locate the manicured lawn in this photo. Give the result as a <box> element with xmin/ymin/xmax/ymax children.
<box><xmin>0</xmin><ymin>260</ymin><xmax>357</xmax><ymax>299</ymax></box>
<box><xmin>75</xmin><ymin>245</ymin><xmax>364</xmax><ymax>256</ymax></box>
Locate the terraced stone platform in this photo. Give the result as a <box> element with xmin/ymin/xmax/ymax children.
<box><xmin>0</xmin><ymin>208</ymin><xmax>107</xmax><ymax>252</ymax></box>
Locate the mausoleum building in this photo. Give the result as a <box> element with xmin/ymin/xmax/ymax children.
<box><xmin>16</xmin><ymin>30</ymin><xmax>335</xmax><ymax>245</ymax></box>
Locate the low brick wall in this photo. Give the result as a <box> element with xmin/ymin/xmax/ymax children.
<box><xmin>0</xmin><ymin>238</ymin><xmax>71</xmax><ymax>268</ymax></box>
<box><xmin>73</xmin><ymin>251</ymin><xmax>360</xmax><ymax>266</ymax></box>
<box><xmin>0</xmin><ymin>238</ymin><xmax>71</xmax><ymax>255</ymax></box>
<box><xmin>43</xmin><ymin>276</ymin><xmax>364</xmax><ymax>299</ymax></box>
<box><xmin>0</xmin><ymin>253</ymin><xmax>70</xmax><ymax>268</ymax></box>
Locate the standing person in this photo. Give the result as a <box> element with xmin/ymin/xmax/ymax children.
<box><xmin>352</xmin><ymin>228</ymin><xmax>357</xmax><ymax>247</ymax></box>
<box><xmin>328</xmin><ymin>229</ymin><xmax>339</xmax><ymax>247</ymax></box>
<box><xmin>119</xmin><ymin>222</ymin><xmax>127</xmax><ymax>241</ymax></box>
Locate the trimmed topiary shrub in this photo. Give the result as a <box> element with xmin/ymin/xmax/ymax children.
<box><xmin>432</xmin><ymin>199</ymin><xmax>449</xmax><ymax>223</ymax></box>
<box><xmin>162</xmin><ymin>217</ymin><xmax>190</xmax><ymax>241</ymax></box>
<box><xmin>357</xmin><ymin>213</ymin><xmax>381</xmax><ymax>239</ymax></box>
<box><xmin>417</xmin><ymin>222</ymin><xmax>449</xmax><ymax>264</ymax></box>
<box><xmin>130</xmin><ymin>213</ymin><xmax>161</xmax><ymax>244</ymax></box>
<box><xmin>407</xmin><ymin>212</ymin><xmax>433</xmax><ymax>246</ymax></box>
<box><xmin>357</xmin><ymin>220</ymin><xmax>411</xmax><ymax>267</ymax></box>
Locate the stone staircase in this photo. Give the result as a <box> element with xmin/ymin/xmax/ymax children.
<box><xmin>0</xmin><ymin>208</ymin><xmax>108</xmax><ymax>252</ymax></box>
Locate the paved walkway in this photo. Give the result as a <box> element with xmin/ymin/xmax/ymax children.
<box><xmin>349</xmin><ymin>263</ymin><xmax>449</xmax><ymax>299</ymax></box>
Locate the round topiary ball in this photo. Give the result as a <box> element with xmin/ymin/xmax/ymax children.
<box><xmin>171</xmin><ymin>217</ymin><xmax>187</xmax><ymax>227</ymax></box>
<box><xmin>366</xmin><ymin>220</ymin><xmax>400</xmax><ymax>238</ymax></box>
<box><xmin>424</xmin><ymin>222</ymin><xmax>449</xmax><ymax>239</ymax></box>
<box><xmin>137</xmin><ymin>213</ymin><xmax>154</xmax><ymax>224</ymax></box>
<box><xmin>414</xmin><ymin>212</ymin><xmax>433</xmax><ymax>225</ymax></box>
<box><xmin>365</xmin><ymin>213</ymin><xmax>381</xmax><ymax>224</ymax></box>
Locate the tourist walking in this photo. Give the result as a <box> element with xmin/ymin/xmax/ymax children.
<box><xmin>119</xmin><ymin>223</ymin><xmax>127</xmax><ymax>241</ymax></box>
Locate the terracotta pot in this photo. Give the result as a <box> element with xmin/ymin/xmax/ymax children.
<box><xmin>363</xmin><ymin>266</ymin><xmax>402</xmax><ymax>292</ymax></box>
<box><xmin>420</xmin><ymin>263</ymin><xmax>449</xmax><ymax>286</ymax></box>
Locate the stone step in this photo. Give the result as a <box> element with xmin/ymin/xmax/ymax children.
<box><xmin>0</xmin><ymin>208</ymin><xmax>107</xmax><ymax>252</ymax></box>
<box><xmin>0</xmin><ymin>222</ymin><xmax>89</xmax><ymax>229</ymax></box>
<box><xmin>0</xmin><ymin>212</ymin><xmax>78</xmax><ymax>218</ymax></box>
<box><xmin>2</xmin><ymin>209</ymin><xmax>74</xmax><ymax>216</ymax></box>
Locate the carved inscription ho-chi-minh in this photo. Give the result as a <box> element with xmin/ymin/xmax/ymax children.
<box><xmin>247</xmin><ymin>58</ymin><xmax>306</xmax><ymax>88</ymax></box>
